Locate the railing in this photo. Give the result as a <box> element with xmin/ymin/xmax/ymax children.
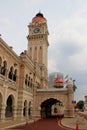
<box><xmin>0</xmin><ymin>74</ymin><xmax>5</xmax><ymax>80</ymax></box>
<box><xmin>7</xmin><ymin>79</ymin><xmax>17</xmax><ymax>90</ymax></box>
<box><xmin>0</xmin><ymin>74</ymin><xmax>17</xmax><ymax>91</ymax></box>
<box><xmin>23</xmin><ymin>85</ymin><xmax>33</xmax><ymax>93</ymax></box>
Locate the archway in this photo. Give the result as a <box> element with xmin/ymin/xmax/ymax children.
<box><xmin>0</xmin><ymin>93</ymin><xmax>3</xmax><ymax>119</ymax></box>
<box><xmin>28</xmin><ymin>101</ymin><xmax>31</xmax><ymax>118</ymax></box>
<box><xmin>23</xmin><ymin>100</ymin><xmax>27</xmax><ymax>117</ymax></box>
<box><xmin>5</xmin><ymin>95</ymin><xmax>14</xmax><ymax>118</ymax></box>
<box><xmin>40</xmin><ymin>98</ymin><xmax>64</xmax><ymax>118</ymax></box>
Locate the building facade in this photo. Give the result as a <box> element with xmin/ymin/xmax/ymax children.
<box><xmin>0</xmin><ymin>12</ymin><xmax>74</xmax><ymax>121</ymax></box>
<box><xmin>84</xmin><ymin>96</ymin><xmax>87</xmax><ymax>110</ymax></box>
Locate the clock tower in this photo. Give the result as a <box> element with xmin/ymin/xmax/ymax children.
<box><xmin>27</xmin><ymin>12</ymin><xmax>49</xmax><ymax>88</ymax></box>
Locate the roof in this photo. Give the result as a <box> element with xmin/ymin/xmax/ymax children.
<box><xmin>32</xmin><ymin>12</ymin><xmax>47</xmax><ymax>23</ymax></box>
<box><xmin>54</xmin><ymin>77</ymin><xmax>63</xmax><ymax>83</ymax></box>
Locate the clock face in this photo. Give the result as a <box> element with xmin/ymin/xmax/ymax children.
<box><xmin>34</xmin><ymin>28</ymin><xmax>40</xmax><ymax>33</ymax></box>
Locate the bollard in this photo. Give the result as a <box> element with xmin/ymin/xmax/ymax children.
<box><xmin>76</xmin><ymin>122</ymin><xmax>79</xmax><ymax>130</ymax></box>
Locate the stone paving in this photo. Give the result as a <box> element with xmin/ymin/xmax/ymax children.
<box><xmin>0</xmin><ymin>111</ymin><xmax>87</xmax><ymax>130</ymax></box>
<box><xmin>61</xmin><ymin>111</ymin><xmax>87</xmax><ymax>130</ymax></box>
<box><xmin>0</xmin><ymin>118</ymin><xmax>30</xmax><ymax>129</ymax></box>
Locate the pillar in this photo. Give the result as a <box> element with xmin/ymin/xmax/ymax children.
<box><xmin>17</xmin><ymin>105</ymin><xmax>24</xmax><ymax>120</ymax></box>
<box><xmin>13</xmin><ymin>105</ymin><xmax>17</xmax><ymax>120</ymax></box>
<box><xmin>67</xmin><ymin>83</ymin><xmax>74</xmax><ymax>117</ymax></box>
<box><xmin>64</xmin><ymin>81</ymin><xmax>74</xmax><ymax>117</ymax></box>
<box><xmin>1</xmin><ymin>105</ymin><xmax>6</xmax><ymax>120</ymax></box>
<box><xmin>32</xmin><ymin>107</ymin><xmax>41</xmax><ymax>119</ymax></box>
<box><xmin>25</xmin><ymin>106</ymin><xmax>28</xmax><ymax>118</ymax></box>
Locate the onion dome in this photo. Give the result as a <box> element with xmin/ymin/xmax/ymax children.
<box><xmin>32</xmin><ymin>12</ymin><xmax>47</xmax><ymax>23</ymax></box>
<box><xmin>54</xmin><ymin>77</ymin><xmax>63</xmax><ymax>84</ymax></box>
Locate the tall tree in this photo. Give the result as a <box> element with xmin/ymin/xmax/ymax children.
<box><xmin>76</xmin><ymin>100</ymin><xmax>84</xmax><ymax>110</ymax></box>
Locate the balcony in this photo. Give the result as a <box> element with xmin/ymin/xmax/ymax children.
<box><xmin>0</xmin><ymin>74</ymin><xmax>17</xmax><ymax>91</ymax></box>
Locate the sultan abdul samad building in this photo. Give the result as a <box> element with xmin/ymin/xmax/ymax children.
<box><xmin>0</xmin><ymin>12</ymin><xmax>74</xmax><ymax>120</ymax></box>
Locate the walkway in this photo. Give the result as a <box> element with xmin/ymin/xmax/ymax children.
<box><xmin>62</xmin><ymin>111</ymin><xmax>87</xmax><ymax>130</ymax></box>
<box><xmin>6</xmin><ymin>118</ymin><xmax>73</xmax><ymax>130</ymax></box>
<box><xmin>1</xmin><ymin>111</ymin><xmax>87</xmax><ymax>130</ymax></box>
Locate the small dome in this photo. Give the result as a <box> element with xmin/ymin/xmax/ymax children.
<box><xmin>54</xmin><ymin>77</ymin><xmax>63</xmax><ymax>84</ymax></box>
<box><xmin>32</xmin><ymin>12</ymin><xmax>47</xmax><ymax>23</ymax></box>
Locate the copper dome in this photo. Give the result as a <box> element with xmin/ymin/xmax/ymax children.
<box><xmin>54</xmin><ymin>77</ymin><xmax>63</xmax><ymax>83</ymax></box>
<box><xmin>32</xmin><ymin>12</ymin><xmax>47</xmax><ymax>23</ymax></box>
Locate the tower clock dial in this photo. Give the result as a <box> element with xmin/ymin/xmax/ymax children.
<box><xmin>34</xmin><ymin>28</ymin><xmax>40</xmax><ymax>33</ymax></box>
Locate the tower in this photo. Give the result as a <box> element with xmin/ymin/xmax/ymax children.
<box><xmin>27</xmin><ymin>12</ymin><xmax>49</xmax><ymax>88</ymax></box>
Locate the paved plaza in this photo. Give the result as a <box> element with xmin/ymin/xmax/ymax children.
<box><xmin>0</xmin><ymin>111</ymin><xmax>87</xmax><ymax>130</ymax></box>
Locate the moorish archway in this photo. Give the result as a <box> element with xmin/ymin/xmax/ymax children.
<box><xmin>5</xmin><ymin>95</ymin><xmax>14</xmax><ymax>118</ymax></box>
<box><xmin>40</xmin><ymin>98</ymin><xmax>64</xmax><ymax>118</ymax></box>
<box><xmin>23</xmin><ymin>100</ymin><xmax>27</xmax><ymax>117</ymax></box>
<box><xmin>28</xmin><ymin>101</ymin><xmax>31</xmax><ymax>117</ymax></box>
<box><xmin>0</xmin><ymin>92</ymin><xmax>3</xmax><ymax>119</ymax></box>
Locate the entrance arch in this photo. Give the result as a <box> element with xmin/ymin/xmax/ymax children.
<box><xmin>0</xmin><ymin>93</ymin><xmax>3</xmax><ymax>119</ymax></box>
<box><xmin>5</xmin><ymin>95</ymin><xmax>14</xmax><ymax>118</ymax></box>
<box><xmin>23</xmin><ymin>100</ymin><xmax>27</xmax><ymax>117</ymax></box>
<box><xmin>40</xmin><ymin>98</ymin><xmax>64</xmax><ymax>118</ymax></box>
<box><xmin>28</xmin><ymin>101</ymin><xmax>31</xmax><ymax>117</ymax></box>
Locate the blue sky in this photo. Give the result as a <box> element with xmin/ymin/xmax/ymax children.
<box><xmin>0</xmin><ymin>0</ymin><xmax>87</xmax><ymax>102</ymax></box>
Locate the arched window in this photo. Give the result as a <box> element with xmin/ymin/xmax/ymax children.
<box><xmin>23</xmin><ymin>100</ymin><xmax>27</xmax><ymax>116</ymax></box>
<box><xmin>13</xmin><ymin>69</ymin><xmax>17</xmax><ymax>81</ymax></box>
<box><xmin>0</xmin><ymin>57</ymin><xmax>2</xmax><ymax>74</ymax></box>
<box><xmin>1</xmin><ymin>60</ymin><xmax>7</xmax><ymax>76</ymax></box>
<box><xmin>5</xmin><ymin>95</ymin><xmax>13</xmax><ymax>117</ymax></box>
<box><xmin>54</xmin><ymin>107</ymin><xmax>58</xmax><ymax>113</ymax></box>
<box><xmin>28</xmin><ymin>76</ymin><xmax>30</xmax><ymax>87</ymax></box>
<box><xmin>39</xmin><ymin>46</ymin><xmax>42</xmax><ymax>64</ymax></box>
<box><xmin>34</xmin><ymin>46</ymin><xmax>37</xmax><ymax>61</ymax></box>
<box><xmin>37</xmin><ymin>82</ymin><xmax>40</xmax><ymax>89</ymax></box>
<box><xmin>25</xmin><ymin>74</ymin><xmax>28</xmax><ymax>86</ymax></box>
<box><xmin>28</xmin><ymin>101</ymin><xmax>31</xmax><ymax>117</ymax></box>
<box><xmin>30</xmin><ymin>78</ymin><xmax>32</xmax><ymax>88</ymax></box>
<box><xmin>30</xmin><ymin>47</ymin><xmax>32</xmax><ymax>58</ymax></box>
<box><xmin>8</xmin><ymin>66</ymin><xmax>13</xmax><ymax>80</ymax></box>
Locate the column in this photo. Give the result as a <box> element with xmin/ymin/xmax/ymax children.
<box><xmin>1</xmin><ymin>105</ymin><xmax>6</xmax><ymax>120</ymax></box>
<box><xmin>17</xmin><ymin>104</ymin><xmax>24</xmax><ymax>120</ymax></box>
<box><xmin>13</xmin><ymin>105</ymin><xmax>17</xmax><ymax>120</ymax></box>
<box><xmin>68</xmin><ymin>84</ymin><xmax>74</xmax><ymax>117</ymax></box>
<box><xmin>32</xmin><ymin>107</ymin><xmax>41</xmax><ymax>119</ymax></box>
<box><xmin>25</xmin><ymin>106</ymin><xmax>28</xmax><ymax>118</ymax></box>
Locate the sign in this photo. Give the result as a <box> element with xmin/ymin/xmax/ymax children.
<box><xmin>72</xmin><ymin>100</ymin><xmax>76</xmax><ymax>107</ymax></box>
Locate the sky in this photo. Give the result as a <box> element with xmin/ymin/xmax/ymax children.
<box><xmin>0</xmin><ymin>0</ymin><xmax>87</xmax><ymax>102</ymax></box>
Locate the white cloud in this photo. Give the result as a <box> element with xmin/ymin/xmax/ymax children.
<box><xmin>70</xmin><ymin>48</ymin><xmax>87</xmax><ymax>72</ymax></box>
<box><xmin>49</xmin><ymin>3</ymin><xmax>87</xmax><ymax>46</ymax></box>
<box><xmin>48</xmin><ymin>59</ymin><xmax>60</xmax><ymax>73</ymax></box>
<box><xmin>49</xmin><ymin>2</ymin><xmax>87</xmax><ymax>77</ymax></box>
<box><xmin>0</xmin><ymin>18</ymin><xmax>13</xmax><ymax>28</ymax></box>
<box><xmin>24</xmin><ymin>0</ymin><xmax>45</xmax><ymax>8</ymax></box>
<box><xmin>75</xmin><ymin>84</ymin><xmax>87</xmax><ymax>102</ymax></box>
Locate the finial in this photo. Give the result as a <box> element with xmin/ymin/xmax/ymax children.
<box><xmin>39</xmin><ymin>10</ymin><xmax>41</xmax><ymax>13</ymax></box>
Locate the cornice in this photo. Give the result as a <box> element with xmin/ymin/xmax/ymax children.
<box><xmin>0</xmin><ymin>37</ymin><xmax>20</xmax><ymax>63</ymax></box>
